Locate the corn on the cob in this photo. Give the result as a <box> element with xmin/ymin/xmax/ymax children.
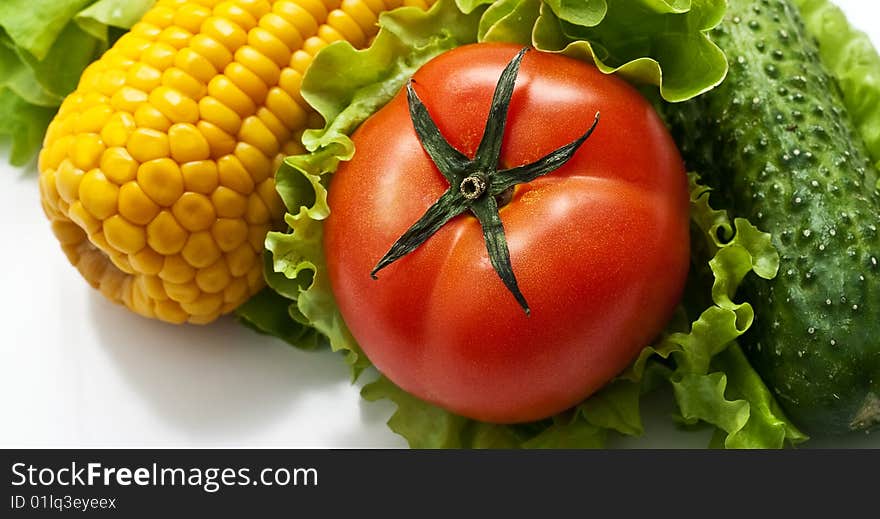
<box><xmin>38</xmin><ymin>0</ymin><xmax>434</xmax><ymax>324</ymax></box>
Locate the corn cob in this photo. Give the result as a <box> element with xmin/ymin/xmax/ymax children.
<box><xmin>38</xmin><ymin>0</ymin><xmax>434</xmax><ymax>325</ymax></box>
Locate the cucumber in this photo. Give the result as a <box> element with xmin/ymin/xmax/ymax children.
<box><xmin>662</xmin><ymin>0</ymin><xmax>880</xmax><ymax>435</ymax></box>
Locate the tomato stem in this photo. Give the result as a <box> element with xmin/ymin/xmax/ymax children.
<box><xmin>370</xmin><ymin>47</ymin><xmax>601</xmax><ymax>314</ymax></box>
<box><xmin>460</xmin><ymin>174</ymin><xmax>487</xmax><ymax>200</ymax></box>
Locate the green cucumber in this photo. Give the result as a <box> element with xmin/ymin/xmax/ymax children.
<box><xmin>662</xmin><ymin>0</ymin><xmax>880</xmax><ymax>435</ymax></box>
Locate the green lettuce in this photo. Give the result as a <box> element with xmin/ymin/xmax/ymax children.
<box><xmin>0</xmin><ymin>0</ymin><xmax>154</xmax><ymax>166</ymax></box>
<box><xmin>239</xmin><ymin>0</ymin><xmax>807</xmax><ymax>448</ymax></box>
<box><xmin>793</xmin><ymin>0</ymin><xmax>880</xmax><ymax>174</ymax></box>
<box><xmin>457</xmin><ymin>0</ymin><xmax>729</xmax><ymax>102</ymax></box>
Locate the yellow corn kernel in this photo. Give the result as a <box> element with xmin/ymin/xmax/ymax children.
<box><xmin>119</xmin><ymin>182</ymin><xmax>161</xmax><ymax>225</ymax></box>
<box><xmin>214</xmin><ymin>2</ymin><xmax>258</xmax><ymax>30</ymax></box>
<box><xmin>100</xmin><ymin>49</ymin><xmax>137</xmax><ymax>70</ymax></box>
<box><xmin>158</xmin><ymin>26</ymin><xmax>193</xmax><ymax>49</ymax></box>
<box><xmin>233</xmin><ymin>142</ymin><xmax>271</xmax><ymax>182</ymax></box>
<box><xmin>150</xmin><ymin>85</ymin><xmax>200</xmax><ymax>123</ymax></box>
<box><xmin>141</xmin><ymin>6</ymin><xmax>175</xmax><ymax>27</ymax></box>
<box><xmin>246</xmin><ymin>262</ymin><xmax>263</xmax><ymax>291</ymax></box>
<box><xmin>103</xmin><ymin>215</ymin><xmax>146</xmax><ymax>254</ymax></box>
<box><xmin>101</xmin><ymin>148</ymin><xmax>139</xmax><ymax>185</ymax></box>
<box><xmin>181</xmin><ymin>160</ymin><xmax>220</xmax><ymax>194</ymax></box>
<box><xmin>198</xmin><ymin>95</ymin><xmax>242</xmax><ymax>134</ymax></box>
<box><xmin>149</xmin><ymin>211</ymin><xmax>189</xmax><ymax>255</ymax></box>
<box><xmin>159</xmin><ymin>253</ymin><xmax>197</xmax><ymax>284</ymax></box>
<box><xmin>132</xmin><ymin>22</ymin><xmax>163</xmax><ymax>40</ymax></box>
<box><xmin>126</xmin><ymin>62</ymin><xmax>163</xmax><ymax>91</ymax></box>
<box><xmin>97</xmin><ymin>69</ymin><xmax>128</xmax><ymax>97</ymax></box>
<box><xmin>196</xmin><ymin>259</ymin><xmax>231</xmax><ymax>293</ymax></box>
<box><xmin>174</xmin><ymin>48</ymin><xmax>218</xmax><ymax>83</ymax></box>
<box><xmin>134</xmin><ymin>103</ymin><xmax>173</xmax><ymax>131</ymax></box>
<box><xmin>142</xmin><ymin>42</ymin><xmax>178</xmax><ymax>70</ymax></box>
<box><xmin>162</xmin><ymin>67</ymin><xmax>206</xmax><ymax>99</ymax></box>
<box><xmin>197</xmin><ymin>121</ymin><xmax>237</xmax><ymax>158</ymax></box>
<box><xmin>197</xmin><ymin>121</ymin><xmax>238</xmax><ymax>158</ymax></box>
<box><xmin>237</xmin><ymin>0</ymin><xmax>272</xmax><ymax>18</ymax></box>
<box><xmin>131</xmin><ymin>249</ymin><xmax>166</xmax><ymax>276</ymax></box>
<box><xmin>256</xmin><ymin>107</ymin><xmax>290</xmax><ymax>142</ymax></box>
<box><xmin>202</xmin><ymin>17</ymin><xmax>248</xmax><ymax>51</ymax></box>
<box><xmin>265</xmin><ymin>87</ymin><xmax>307</xmax><ymax>131</ymax></box>
<box><xmin>342</xmin><ymin>0</ymin><xmax>378</xmax><ymax>28</ymax></box>
<box><xmin>181</xmin><ymin>231</ymin><xmax>221</xmax><ymax>268</ymax></box>
<box><xmin>82</xmin><ymin>91</ymin><xmax>110</xmax><ymax>110</ymax></box>
<box><xmin>141</xmin><ymin>274</ymin><xmax>169</xmax><ymax>300</ymax></box>
<box><xmin>55</xmin><ymin>160</ymin><xmax>85</xmax><ymax>204</ymax></box>
<box><xmin>273</xmin><ymin>2</ymin><xmax>319</xmax><ymax>37</ymax></box>
<box><xmin>111</xmin><ymin>86</ymin><xmax>150</xmax><ymax>113</ymax></box>
<box><xmin>164</xmin><ymin>279</ymin><xmax>202</xmax><ymax>303</ymax></box>
<box><xmin>180</xmin><ymin>291</ymin><xmax>224</xmax><ymax>317</ymax></box>
<box><xmin>207</xmin><ymin>75</ymin><xmax>255</xmax><ymax>117</ymax></box>
<box><xmin>303</xmin><ymin>35</ymin><xmax>328</xmax><ymax>56</ymax></box>
<box><xmin>127</xmin><ymin>128</ymin><xmax>170</xmax><ymax>162</ymax></box>
<box><xmin>235</xmin><ymin>45</ymin><xmax>281</xmax><ymax>86</ymax></box>
<box><xmin>68</xmin><ymin>201</ymin><xmax>102</xmax><ymax>235</ymax></box>
<box><xmin>71</xmin><ymin>134</ymin><xmax>105</xmax><ymax>171</ymax></box>
<box><xmin>249</xmin><ymin>25</ymin><xmax>293</xmax><ymax>67</ymax></box>
<box><xmin>173</xmin><ymin>3</ymin><xmax>212</xmax><ymax>33</ymax></box>
<box><xmin>154</xmin><ymin>299</ymin><xmax>189</xmax><ymax>324</ymax></box>
<box><xmin>247</xmin><ymin>223</ymin><xmax>267</xmax><ymax>252</ymax></box>
<box><xmin>41</xmin><ymin>135</ymin><xmax>72</xmax><ymax>171</ymax></box>
<box><xmin>211</xmin><ymin>218</ymin><xmax>248</xmax><ymax>251</ymax></box>
<box><xmin>223</xmin><ymin>276</ymin><xmax>249</xmax><ymax>304</ymax></box>
<box><xmin>79</xmin><ymin>170</ymin><xmax>119</xmax><ymax>220</ymax></box>
<box><xmin>245</xmin><ymin>194</ymin><xmax>270</xmax><ymax>224</ymax></box>
<box><xmin>75</xmin><ymin>105</ymin><xmax>114</xmax><ymax>134</ymax></box>
<box><xmin>211</xmin><ymin>186</ymin><xmax>247</xmax><ymax>218</ymax></box>
<box><xmin>101</xmin><ymin>113</ymin><xmax>137</xmax><ymax>148</ymax></box>
<box><xmin>189</xmin><ymin>34</ymin><xmax>233</xmax><ymax>71</ymax></box>
<box><xmin>89</xmin><ymin>230</ymin><xmax>112</xmax><ymax>254</ymax></box>
<box><xmin>108</xmin><ymin>252</ymin><xmax>135</xmax><ymax>274</ymax></box>
<box><xmin>238</xmin><ymin>115</ymin><xmax>278</xmax><ymax>157</ymax></box>
<box><xmin>297</xmin><ymin>0</ymin><xmax>334</xmax><ymax>23</ymax></box>
<box><xmin>169</xmin><ymin>123</ymin><xmax>211</xmax><ymax>162</ymax></box>
<box><xmin>172</xmin><ymin>192</ymin><xmax>216</xmax><ymax>231</ymax></box>
<box><xmin>115</xmin><ymin>34</ymin><xmax>153</xmax><ymax>60</ymax></box>
<box><xmin>326</xmin><ymin>9</ymin><xmax>365</xmax><ymax>47</ymax></box>
<box><xmin>224</xmin><ymin>62</ymin><xmax>268</xmax><ymax>105</ymax></box>
<box><xmin>39</xmin><ymin>169</ymin><xmax>61</xmax><ymax>206</ymax></box>
<box><xmin>256</xmin><ymin>178</ymin><xmax>283</xmax><ymax>218</ymax></box>
<box><xmin>289</xmin><ymin>49</ymin><xmax>312</xmax><ymax>74</ymax></box>
<box><xmin>138</xmin><ymin>158</ymin><xmax>185</xmax><ymax>206</ymax></box>
<box><xmin>226</xmin><ymin>243</ymin><xmax>255</xmax><ymax>276</ymax></box>
<box><xmin>217</xmin><ymin>155</ymin><xmax>255</xmax><ymax>194</ymax></box>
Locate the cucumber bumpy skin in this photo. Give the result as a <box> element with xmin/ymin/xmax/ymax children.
<box><xmin>662</xmin><ymin>0</ymin><xmax>880</xmax><ymax>436</ymax></box>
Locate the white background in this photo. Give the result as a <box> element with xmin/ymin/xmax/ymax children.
<box><xmin>1</xmin><ymin>0</ymin><xmax>879</xmax><ymax>449</ymax></box>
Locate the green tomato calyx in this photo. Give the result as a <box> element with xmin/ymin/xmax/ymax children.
<box><xmin>369</xmin><ymin>47</ymin><xmax>600</xmax><ymax>315</ymax></box>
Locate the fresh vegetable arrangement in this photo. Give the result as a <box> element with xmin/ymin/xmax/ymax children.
<box><xmin>11</xmin><ymin>0</ymin><xmax>880</xmax><ymax>447</ymax></box>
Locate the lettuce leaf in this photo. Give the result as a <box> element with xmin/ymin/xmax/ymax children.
<box><xmin>475</xmin><ymin>0</ymin><xmax>728</xmax><ymax>102</ymax></box>
<box><xmin>0</xmin><ymin>0</ymin><xmax>154</xmax><ymax>166</ymax></box>
<box><xmin>793</xmin><ymin>0</ymin><xmax>880</xmax><ymax>173</ymax></box>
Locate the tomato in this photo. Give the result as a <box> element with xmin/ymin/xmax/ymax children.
<box><xmin>324</xmin><ymin>43</ymin><xmax>690</xmax><ymax>423</ymax></box>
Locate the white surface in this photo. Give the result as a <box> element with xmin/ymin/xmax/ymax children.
<box><xmin>1</xmin><ymin>1</ymin><xmax>879</xmax><ymax>449</ymax></box>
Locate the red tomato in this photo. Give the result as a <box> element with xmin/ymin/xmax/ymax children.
<box><xmin>324</xmin><ymin>43</ymin><xmax>690</xmax><ymax>423</ymax></box>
